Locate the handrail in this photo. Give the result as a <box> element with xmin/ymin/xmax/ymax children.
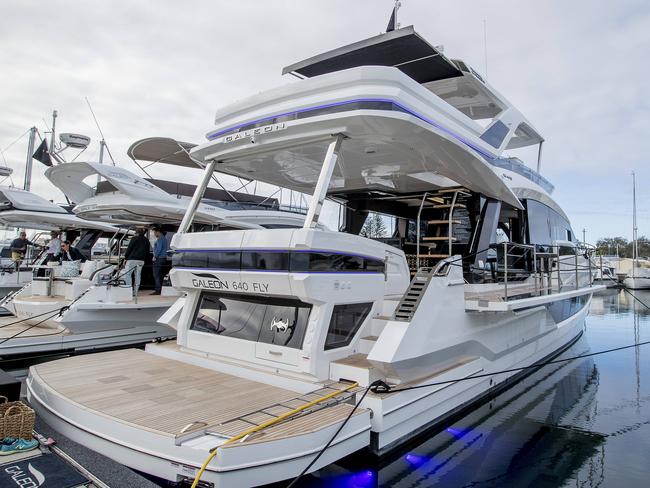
<box><xmin>488</xmin><ymin>241</ymin><xmax>596</xmax><ymax>302</ymax></box>
<box><xmin>415</xmin><ymin>192</ymin><xmax>428</xmax><ymax>269</ymax></box>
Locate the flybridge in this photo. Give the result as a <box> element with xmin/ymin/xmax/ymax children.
<box><xmin>282</xmin><ymin>25</ymin><xmax>544</xmax><ymax>154</ymax></box>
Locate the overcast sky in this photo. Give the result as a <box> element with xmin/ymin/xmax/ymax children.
<box><xmin>0</xmin><ymin>0</ymin><xmax>648</xmax><ymax>241</ymax></box>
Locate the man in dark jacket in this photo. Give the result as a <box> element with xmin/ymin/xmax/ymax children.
<box><xmin>151</xmin><ymin>227</ymin><xmax>168</xmax><ymax>295</ymax></box>
<box><xmin>60</xmin><ymin>240</ymin><xmax>86</xmax><ymax>262</ymax></box>
<box><xmin>123</xmin><ymin>229</ymin><xmax>150</xmax><ymax>292</ymax></box>
<box><xmin>10</xmin><ymin>231</ymin><xmax>38</xmax><ymax>268</ymax></box>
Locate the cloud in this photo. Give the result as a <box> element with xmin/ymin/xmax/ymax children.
<box><xmin>0</xmin><ymin>0</ymin><xmax>648</xmax><ymax>239</ymax></box>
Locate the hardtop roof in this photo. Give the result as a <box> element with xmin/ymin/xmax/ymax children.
<box><xmin>283</xmin><ymin>26</ymin><xmax>462</xmax><ymax>84</ymax></box>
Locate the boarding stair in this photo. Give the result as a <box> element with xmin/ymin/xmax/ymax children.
<box><xmin>392</xmin><ymin>266</ymin><xmax>437</xmax><ymax>321</ymax></box>
<box><xmin>406</xmin><ymin>187</ymin><xmax>473</xmax><ymax>272</ymax></box>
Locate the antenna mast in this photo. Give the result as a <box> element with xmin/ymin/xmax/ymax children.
<box><xmin>85</xmin><ymin>97</ymin><xmax>115</xmax><ymax>166</ymax></box>
<box><xmin>23</xmin><ymin>127</ymin><xmax>37</xmax><ymax>192</ymax></box>
<box><xmin>50</xmin><ymin>110</ymin><xmax>58</xmax><ymax>158</ymax></box>
<box><xmin>483</xmin><ymin>19</ymin><xmax>488</xmax><ymax>79</ymax></box>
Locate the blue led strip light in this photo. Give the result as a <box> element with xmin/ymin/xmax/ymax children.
<box><xmin>206</xmin><ymin>98</ymin><xmax>496</xmax><ymax>160</ymax></box>
<box><xmin>174</xmin><ymin>248</ymin><xmax>383</xmax><ymax>262</ymax></box>
<box><xmin>174</xmin><ymin>267</ymin><xmax>383</xmax><ymax>274</ymax></box>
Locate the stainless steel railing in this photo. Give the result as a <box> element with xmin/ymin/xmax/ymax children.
<box><xmin>497</xmin><ymin>241</ymin><xmax>595</xmax><ymax>301</ymax></box>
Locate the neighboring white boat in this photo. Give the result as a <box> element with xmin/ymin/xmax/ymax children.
<box><xmin>0</xmin><ymin>186</ymin><xmax>116</xmax><ymax>297</ymax></box>
<box><xmin>592</xmin><ymin>255</ymin><xmax>618</xmax><ymax>284</ymax></box>
<box><xmin>27</xmin><ymin>26</ymin><xmax>603</xmax><ymax>487</ymax></box>
<box><xmin>623</xmin><ymin>172</ymin><xmax>650</xmax><ymax>289</ymax></box>
<box><xmin>1</xmin><ymin>160</ymin><xmax>307</xmax><ymax>360</ymax></box>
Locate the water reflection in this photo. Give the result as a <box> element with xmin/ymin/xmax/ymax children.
<box><xmin>279</xmin><ymin>289</ymin><xmax>650</xmax><ymax>487</ymax></box>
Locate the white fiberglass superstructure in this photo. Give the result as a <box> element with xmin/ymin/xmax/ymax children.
<box><xmin>28</xmin><ymin>26</ymin><xmax>602</xmax><ymax>486</ymax></box>
<box><xmin>0</xmin><ymin>186</ymin><xmax>117</xmax><ymax>296</ymax></box>
<box><xmin>7</xmin><ymin>159</ymin><xmax>308</xmax><ymax>337</ymax></box>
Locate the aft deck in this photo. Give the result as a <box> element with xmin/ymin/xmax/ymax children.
<box><xmin>30</xmin><ymin>349</ymin><xmax>365</xmax><ymax>444</ymax></box>
<box><xmin>0</xmin><ymin>315</ymin><xmax>66</xmax><ymax>338</ymax></box>
<box><xmin>13</xmin><ymin>294</ymin><xmax>66</xmax><ymax>303</ymax></box>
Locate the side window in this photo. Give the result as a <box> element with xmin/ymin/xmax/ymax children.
<box><xmin>190</xmin><ymin>293</ymin><xmax>311</xmax><ymax>349</ymax></box>
<box><xmin>526</xmin><ymin>199</ymin><xmax>574</xmax><ymax>245</ymax></box>
<box><xmin>191</xmin><ymin>294</ymin><xmax>265</xmax><ymax>341</ymax></box>
<box><xmin>324</xmin><ymin>303</ymin><xmax>372</xmax><ymax>350</ymax></box>
<box><xmin>480</xmin><ymin>120</ymin><xmax>509</xmax><ymax>149</ymax></box>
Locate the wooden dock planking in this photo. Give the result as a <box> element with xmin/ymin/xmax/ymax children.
<box><xmin>32</xmin><ymin>349</ymin><xmax>366</xmax><ymax>444</ymax></box>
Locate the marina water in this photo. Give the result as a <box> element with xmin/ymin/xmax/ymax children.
<box><xmin>271</xmin><ymin>289</ymin><xmax>650</xmax><ymax>487</ymax></box>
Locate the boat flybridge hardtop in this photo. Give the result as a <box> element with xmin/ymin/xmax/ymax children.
<box><xmin>3</xmin><ymin>155</ymin><xmax>308</xmax><ymax>360</ymax></box>
<box><xmin>28</xmin><ymin>27</ymin><xmax>603</xmax><ymax>487</ymax></box>
<box><xmin>0</xmin><ymin>186</ymin><xmax>117</xmax><ymax>296</ymax></box>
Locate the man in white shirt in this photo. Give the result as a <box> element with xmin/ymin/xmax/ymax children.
<box><xmin>47</xmin><ymin>231</ymin><xmax>62</xmax><ymax>262</ymax></box>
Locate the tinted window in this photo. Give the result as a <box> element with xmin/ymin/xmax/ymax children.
<box><xmin>526</xmin><ymin>199</ymin><xmax>575</xmax><ymax>246</ymax></box>
<box><xmin>190</xmin><ymin>292</ymin><xmax>311</xmax><ymax>349</ymax></box>
<box><xmin>192</xmin><ymin>294</ymin><xmax>264</xmax><ymax>341</ymax></box>
<box><xmin>257</xmin><ymin>304</ymin><xmax>310</xmax><ymax>348</ymax></box>
<box><xmin>289</xmin><ymin>252</ymin><xmax>384</xmax><ymax>273</ymax></box>
<box><xmin>208</xmin><ymin>251</ymin><xmax>240</xmax><ymax>269</ymax></box>
<box><xmin>324</xmin><ymin>303</ymin><xmax>372</xmax><ymax>350</ymax></box>
<box><xmin>241</xmin><ymin>251</ymin><xmax>288</xmax><ymax>271</ymax></box>
<box><xmin>172</xmin><ymin>252</ymin><xmax>207</xmax><ymax>269</ymax></box>
<box><xmin>174</xmin><ymin>250</ymin><xmax>385</xmax><ymax>273</ymax></box>
<box><xmin>480</xmin><ymin>120</ymin><xmax>509</xmax><ymax>149</ymax></box>
<box><xmin>291</xmin><ymin>252</ymin><xmax>330</xmax><ymax>272</ymax></box>
<box><xmin>331</xmin><ymin>254</ymin><xmax>364</xmax><ymax>271</ymax></box>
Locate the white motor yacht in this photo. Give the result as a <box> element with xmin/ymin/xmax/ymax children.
<box><xmin>0</xmin><ymin>186</ymin><xmax>117</xmax><ymax>297</ymax></box>
<box><xmin>7</xmin><ymin>159</ymin><xmax>309</xmax><ymax>338</ymax></box>
<box><xmin>27</xmin><ymin>26</ymin><xmax>603</xmax><ymax>487</ymax></box>
<box><xmin>0</xmin><ymin>187</ymin><xmax>71</xmax><ymax>295</ymax></box>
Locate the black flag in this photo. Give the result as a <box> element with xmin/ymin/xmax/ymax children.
<box><xmin>32</xmin><ymin>139</ymin><xmax>52</xmax><ymax>166</ymax></box>
<box><xmin>386</xmin><ymin>7</ymin><xmax>396</xmax><ymax>32</ymax></box>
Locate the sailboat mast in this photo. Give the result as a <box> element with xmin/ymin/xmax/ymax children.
<box><xmin>633</xmin><ymin>171</ymin><xmax>638</xmax><ymax>274</ymax></box>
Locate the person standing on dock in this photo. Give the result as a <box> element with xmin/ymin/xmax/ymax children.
<box><xmin>123</xmin><ymin>228</ymin><xmax>150</xmax><ymax>294</ymax></box>
<box><xmin>151</xmin><ymin>226</ymin><xmax>168</xmax><ymax>295</ymax></box>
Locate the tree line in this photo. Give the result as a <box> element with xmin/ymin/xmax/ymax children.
<box><xmin>595</xmin><ymin>237</ymin><xmax>650</xmax><ymax>257</ymax></box>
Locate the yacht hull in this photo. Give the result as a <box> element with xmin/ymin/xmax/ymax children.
<box><xmin>27</xmin><ymin>348</ymin><xmax>371</xmax><ymax>487</ymax></box>
<box><xmin>369</xmin><ymin>304</ymin><xmax>587</xmax><ymax>454</ymax></box>
<box><xmin>26</xmin><ymin>296</ymin><xmax>589</xmax><ymax>486</ymax></box>
<box><xmin>623</xmin><ymin>276</ymin><xmax>650</xmax><ymax>290</ymax></box>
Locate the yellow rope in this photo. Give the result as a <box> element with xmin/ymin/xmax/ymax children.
<box><xmin>190</xmin><ymin>381</ymin><xmax>358</xmax><ymax>488</ymax></box>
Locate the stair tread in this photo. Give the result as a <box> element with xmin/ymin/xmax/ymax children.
<box><xmin>416</xmin><ymin>254</ymin><xmax>450</xmax><ymax>258</ymax></box>
<box><xmin>426</xmin><ymin>220</ymin><xmax>461</xmax><ymax>225</ymax></box>
<box><xmin>422</xmin><ymin>236</ymin><xmax>458</xmax><ymax>241</ymax></box>
<box><xmin>431</xmin><ymin>203</ymin><xmax>466</xmax><ymax>209</ymax></box>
